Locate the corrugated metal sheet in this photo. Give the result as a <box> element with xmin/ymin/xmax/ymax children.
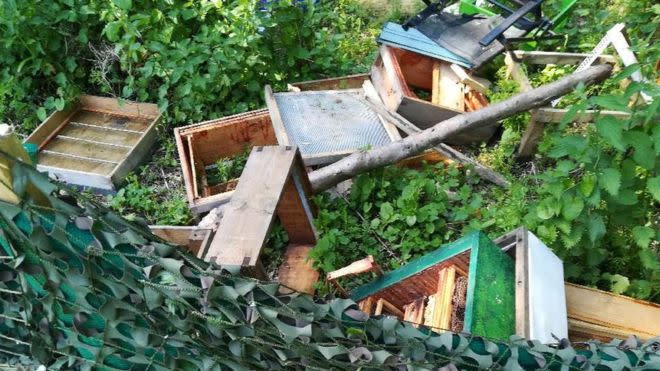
<box><xmin>274</xmin><ymin>90</ymin><xmax>392</xmax><ymax>158</ymax></box>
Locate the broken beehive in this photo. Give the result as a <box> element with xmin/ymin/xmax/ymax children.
<box><xmin>343</xmin><ymin>232</ymin><xmax>516</xmax><ymax>339</ymax></box>
<box><xmin>174</xmin><ymin>109</ymin><xmax>277</xmax><ymax>214</ymax></box>
<box><xmin>371</xmin><ymin>45</ymin><xmax>496</xmax><ymax>145</ymax></box>
<box><xmin>202</xmin><ymin>146</ymin><xmax>319</xmax><ymax>294</ymax></box>
<box><xmin>265</xmin><ymin>85</ymin><xmax>400</xmax><ymax>166</ymax></box>
<box><xmin>25</xmin><ymin>95</ymin><xmax>161</xmax><ymax>191</ymax></box>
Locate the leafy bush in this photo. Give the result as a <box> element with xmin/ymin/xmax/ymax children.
<box><xmin>0</xmin><ymin>0</ymin><xmax>372</xmax><ymax>133</ymax></box>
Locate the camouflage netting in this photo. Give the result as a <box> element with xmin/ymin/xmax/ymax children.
<box><xmin>1</xmin><ymin>151</ymin><xmax>659</xmax><ymax>370</ymax></box>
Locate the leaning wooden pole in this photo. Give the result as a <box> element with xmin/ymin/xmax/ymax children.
<box><xmin>309</xmin><ymin>64</ymin><xmax>612</xmax><ymax>193</ymax></box>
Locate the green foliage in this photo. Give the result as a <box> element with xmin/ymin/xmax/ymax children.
<box><xmin>521</xmin><ymin>76</ymin><xmax>660</xmax><ymax>301</ymax></box>
<box><xmin>208</xmin><ymin>146</ymin><xmax>251</xmax><ymax>186</ymax></box>
<box><xmin>311</xmin><ymin>163</ymin><xmax>490</xmax><ymax>274</ymax></box>
<box><xmin>0</xmin><ymin>0</ymin><xmax>371</xmax><ymax>133</ymax></box>
<box><xmin>3</xmin><ymin>153</ymin><xmax>659</xmax><ymax>370</ymax></box>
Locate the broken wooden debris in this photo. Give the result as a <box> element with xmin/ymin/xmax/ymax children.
<box><xmin>25</xmin><ymin>95</ymin><xmax>161</xmax><ymax>191</ymax></box>
<box><xmin>149</xmin><ymin>225</ymin><xmax>214</xmax><ymax>258</ymax></box>
<box><xmin>308</xmin><ymin>63</ymin><xmax>613</xmax><ymax>193</ymax></box>
<box><xmin>174</xmin><ymin>109</ymin><xmax>277</xmax><ymax>214</ymax></box>
<box><xmin>203</xmin><ymin>146</ymin><xmax>318</xmax><ymax>288</ymax></box>
<box><xmin>343</xmin><ymin>232</ymin><xmax>515</xmax><ymax>339</ymax></box>
<box><xmin>264</xmin><ymin>85</ymin><xmax>400</xmax><ymax>166</ymax></box>
<box><xmin>505</xmin><ymin>49</ymin><xmax>631</xmax><ymax>158</ymax></box>
<box><xmin>362</xmin><ymin>81</ymin><xmax>510</xmax><ymax>188</ymax></box>
<box><xmin>370</xmin><ymin>44</ymin><xmax>496</xmax><ymax>145</ymax></box>
<box><xmin>494</xmin><ymin>227</ymin><xmax>568</xmax><ymax>343</ymax></box>
<box><xmin>564</xmin><ymin>282</ymin><xmax>660</xmax><ymax>342</ymax></box>
<box><xmin>326</xmin><ymin>255</ymin><xmax>383</xmax><ymax>296</ymax></box>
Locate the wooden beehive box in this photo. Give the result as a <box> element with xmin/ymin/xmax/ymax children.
<box><xmin>202</xmin><ymin>146</ymin><xmax>319</xmax><ymax>294</ymax></box>
<box><xmin>174</xmin><ymin>109</ymin><xmax>277</xmax><ymax>214</ymax></box>
<box><xmin>350</xmin><ymin>232</ymin><xmax>516</xmax><ymax>339</ymax></box>
<box><xmin>25</xmin><ymin>95</ymin><xmax>161</xmax><ymax>191</ymax></box>
<box><xmin>371</xmin><ymin>45</ymin><xmax>496</xmax><ymax>145</ymax></box>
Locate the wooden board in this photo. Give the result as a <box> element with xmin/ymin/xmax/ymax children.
<box><xmin>204</xmin><ymin>146</ymin><xmax>316</xmax><ymax>278</ymax></box>
<box><xmin>149</xmin><ymin>225</ymin><xmax>213</xmax><ymax>257</ymax></box>
<box><xmin>565</xmin><ymin>282</ymin><xmax>660</xmax><ymax>341</ymax></box>
<box><xmin>287</xmin><ymin>74</ymin><xmax>369</xmax><ymax>92</ymax></box>
<box><xmin>205</xmin><ymin>146</ymin><xmax>297</xmax><ymax>266</ymax></box>
<box><xmin>174</xmin><ymin>109</ymin><xmax>277</xmax><ymax>214</ymax></box>
<box><xmin>25</xmin><ymin>95</ymin><xmax>160</xmax><ymax>191</ymax></box>
<box><xmin>430</xmin><ymin>266</ymin><xmax>456</xmax><ymax>330</ymax></box>
<box><xmin>277</xmin><ymin>244</ymin><xmax>319</xmax><ymax>295</ymax></box>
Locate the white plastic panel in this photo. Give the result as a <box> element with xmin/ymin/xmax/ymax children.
<box><xmin>526</xmin><ymin>231</ymin><xmax>569</xmax><ymax>342</ymax></box>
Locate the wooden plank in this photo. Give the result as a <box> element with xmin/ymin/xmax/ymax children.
<box><xmin>431</xmin><ymin>266</ymin><xmax>456</xmax><ymax>330</ymax></box>
<box><xmin>511</xmin><ymin>50</ymin><xmax>617</xmax><ymax>65</ymax></box>
<box><xmin>287</xmin><ymin>73</ymin><xmax>369</xmax><ymax>92</ymax></box>
<box><xmin>35</xmin><ymin>163</ymin><xmax>114</xmax><ymax>190</ymax></box>
<box><xmin>359</xmin><ymin>296</ymin><xmax>375</xmax><ymax>315</ymax></box>
<box><xmin>434</xmin><ymin>62</ymin><xmax>465</xmax><ymax>112</ymax></box>
<box><xmin>370</xmin><ymin>50</ymin><xmax>406</xmax><ymax>113</ymax></box>
<box><xmin>277</xmin><ymin>244</ymin><xmax>319</xmax><ymax>295</ymax></box>
<box><xmin>264</xmin><ymin>85</ymin><xmax>290</xmax><ymax>146</ymax></box>
<box><xmin>58</xmin><ymin>123</ymin><xmax>142</xmax><ymax>146</ymax></box>
<box><xmin>187</xmin><ymin>136</ymin><xmax>201</xmax><ymax>199</ymax></box>
<box><xmin>361</xmin><ymin>80</ymin><xmax>402</xmax><ymax>142</ymax></box>
<box><xmin>71</xmin><ymin>110</ymin><xmax>151</xmax><ymax>132</ymax></box>
<box><xmin>534</xmin><ymin>108</ymin><xmax>631</xmax><ymax>123</ymax></box>
<box><xmin>450</xmin><ymin>64</ymin><xmax>491</xmax><ymax>94</ymax></box>
<box><xmin>275</xmin><ymin>157</ymin><xmax>317</xmax><ymax>243</ymax></box>
<box><xmin>514</xmin><ymin>230</ymin><xmax>530</xmax><ymax>339</ymax></box>
<box><xmin>110</xmin><ymin>112</ymin><xmax>160</xmax><ymax>186</ymax></box>
<box><xmin>431</xmin><ymin>61</ymin><xmax>441</xmax><ymax>106</ymax></box>
<box><xmin>149</xmin><ymin>225</ymin><xmax>212</xmax><ymax>256</ymax></box>
<box><xmin>25</xmin><ymin>106</ymin><xmax>78</xmax><ymax>149</ymax></box>
<box><xmin>205</xmin><ymin>146</ymin><xmax>297</xmax><ymax>266</ymax></box>
<box><xmin>79</xmin><ymin>95</ymin><xmax>159</xmax><ymax>119</ymax></box>
<box><xmin>174</xmin><ymin>126</ymin><xmax>196</xmax><ymax>207</ymax></box>
<box><xmin>565</xmin><ymin>282</ymin><xmax>660</xmax><ymax>341</ymax></box>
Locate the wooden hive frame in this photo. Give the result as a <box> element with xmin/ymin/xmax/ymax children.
<box><xmin>370</xmin><ymin>44</ymin><xmax>496</xmax><ymax>145</ymax></box>
<box><xmin>174</xmin><ymin>109</ymin><xmax>278</xmax><ymax>214</ymax></box>
<box><xmin>504</xmin><ymin>50</ymin><xmax>630</xmax><ymax>158</ymax></box>
<box><xmin>25</xmin><ymin>95</ymin><xmax>161</xmax><ymax>191</ymax></box>
<box><xmin>202</xmin><ymin>146</ymin><xmax>319</xmax><ymax>294</ymax></box>
<box><xmin>335</xmin><ymin>232</ymin><xmax>516</xmax><ymax>339</ymax></box>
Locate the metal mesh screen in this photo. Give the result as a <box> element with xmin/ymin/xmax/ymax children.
<box><xmin>274</xmin><ymin>90</ymin><xmax>392</xmax><ymax>158</ymax></box>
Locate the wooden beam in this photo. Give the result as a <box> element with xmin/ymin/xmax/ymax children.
<box><xmin>374</xmin><ymin>298</ymin><xmax>405</xmax><ymax>318</ymax></box>
<box><xmin>430</xmin><ymin>266</ymin><xmax>456</xmax><ymax>330</ymax></box>
<box><xmin>264</xmin><ymin>85</ymin><xmax>290</xmax><ymax>146</ymax></box>
<box><xmin>511</xmin><ymin>50</ymin><xmax>617</xmax><ymax>65</ymax></box>
<box><xmin>565</xmin><ymin>283</ymin><xmax>659</xmax><ymax>341</ymax></box>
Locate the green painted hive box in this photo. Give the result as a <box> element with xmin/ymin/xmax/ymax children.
<box><xmin>351</xmin><ymin>232</ymin><xmax>515</xmax><ymax>339</ymax></box>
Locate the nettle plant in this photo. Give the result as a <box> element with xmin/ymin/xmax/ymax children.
<box><xmin>311</xmin><ymin>163</ymin><xmax>489</xmax><ymax>274</ymax></box>
<box><xmin>524</xmin><ymin>76</ymin><xmax>659</xmax><ymax>301</ymax></box>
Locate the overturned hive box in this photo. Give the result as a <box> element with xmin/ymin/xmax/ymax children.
<box><xmin>25</xmin><ymin>95</ymin><xmax>161</xmax><ymax>191</ymax></box>
<box><xmin>174</xmin><ymin>109</ymin><xmax>277</xmax><ymax>214</ymax></box>
<box><xmin>371</xmin><ymin>45</ymin><xmax>496</xmax><ymax>145</ymax></box>
<box><xmin>351</xmin><ymin>232</ymin><xmax>515</xmax><ymax>339</ymax></box>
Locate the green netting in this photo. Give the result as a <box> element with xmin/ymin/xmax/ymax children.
<box><xmin>0</xmin><ymin>151</ymin><xmax>659</xmax><ymax>370</ymax></box>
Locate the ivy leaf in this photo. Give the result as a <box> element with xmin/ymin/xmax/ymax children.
<box><xmin>648</xmin><ymin>176</ymin><xmax>660</xmax><ymax>202</ymax></box>
<box><xmin>599</xmin><ymin>168</ymin><xmax>621</xmax><ymax>196</ymax></box>
<box><xmin>561</xmin><ymin>196</ymin><xmax>584</xmax><ymax>220</ymax></box>
<box><xmin>632</xmin><ymin>226</ymin><xmax>654</xmax><ymax>248</ymax></box>
<box><xmin>587</xmin><ymin>215</ymin><xmax>606</xmax><ymax>243</ymax></box>
<box><xmin>595</xmin><ymin>116</ymin><xmax>625</xmax><ymax>151</ymax></box>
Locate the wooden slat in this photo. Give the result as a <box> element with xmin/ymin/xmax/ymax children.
<box><xmin>149</xmin><ymin>226</ymin><xmax>213</xmax><ymax>256</ymax></box>
<box><xmin>515</xmin><ymin>230</ymin><xmax>530</xmax><ymax>338</ymax></box>
<box><xmin>404</xmin><ymin>298</ymin><xmax>426</xmax><ymax>327</ymax></box>
<box><xmin>205</xmin><ymin>146</ymin><xmax>297</xmax><ymax>266</ymax></box>
<box><xmin>433</xmin><ymin>61</ymin><xmax>465</xmax><ymax>112</ymax></box>
<box><xmin>359</xmin><ymin>296</ymin><xmax>375</xmax><ymax>315</ymax></box>
<box><xmin>511</xmin><ymin>50</ymin><xmax>617</xmax><ymax>65</ymax></box>
<box><xmin>374</xmin><ymin>298</ymin><xmax>404</xmax><ymax>318</ymax></box>
<box><xmin>264</xmin><ymin>85</ymin><xmax>290</xmax><ymax>146</ymax></box>
<box><xmin>565</xmin><ymin>283</ymin><xmax>660</xmax><ymax>341</ymax></box>
<box><xmin>277</xmin><ymin>244</ymin><xmax>319</xmax><ymax>295</ymax></box>
<box><xmin>431</xmin><ymin>266</ymin><xmax>456</xmax><ymax>330</ymax></box>
<box><xmin>287</xmin><ymin>73</ymin><xmax>369</xmax><ymax>92</ymax></box>
<box><xmin>79</xmin><ymin>95</ymin><xmax>159</xmax><ymax>118</ymax></box>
